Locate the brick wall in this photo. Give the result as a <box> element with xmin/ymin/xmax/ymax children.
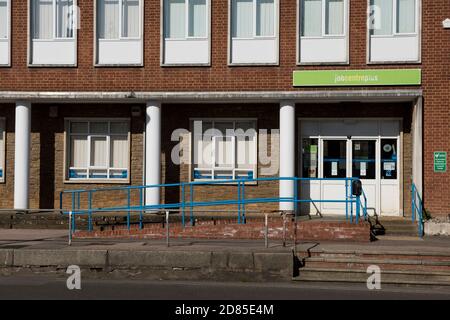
<box><xmin>0</xmin><ymin>0</ymin><xmax>448</xmax><ymax>215</ymax></box>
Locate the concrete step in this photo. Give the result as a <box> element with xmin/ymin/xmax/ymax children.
<box><xmin>298</xmin><ymin>250</ymin><xmax>450</xmax><ymax>262</ymax></box>
<box><xmin>302</xmin><ymin>257</ymin><xmax>450</xmax><ymax>272</ymax></box>
<box><xmin>294</xmin><ymin>268</ymin><xmax>450</xmax><ymax>286</ymax></box>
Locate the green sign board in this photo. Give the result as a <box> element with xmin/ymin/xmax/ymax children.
<box><xmin>434</xmin><ymin>152</ymin><xmax>447</xmax><ymax>173</ymax></box>
<box><xmin>293</xmin><ymin>69</ymin><xmax>422</xmax><ymax>87</ymax></box>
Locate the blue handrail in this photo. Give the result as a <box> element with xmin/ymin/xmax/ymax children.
<box><xmin>60</xmin><ymin>177</ymin><xmax>368</xmax><ymax>232</ymax></box>
<box><xmin>411</xmin><ymin>183</ymin><xmax>424</xmax><ymax>237</ymax></box>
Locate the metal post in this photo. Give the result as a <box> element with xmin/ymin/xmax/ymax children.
<box><xmin>282</xmin><ymin>213</ymin><xmax>287</xmax><ymax>247</ymax></box>
<box><xmin>127</xmin><ymin>188</ymin><xmax>131</xmax><ymax>230</ymax></box>
<box><xmin>264</xmin><ymin>213</ymin><xmax>269</xmax><ymax>249</ymax></box>
<box><xmin>293</xmin><ymin>218</ymin><xmax>297</xmax><ymax>252</ymax></box>
<box><xmin>190</xmin><ymin>185</ymin><xmax>194</xmax><ymax>226</ymax></box>
<box><xmin>238</xmin><ymin>182</ymin><xmax>241</xmax><ymax>224</ymax></box>
<box><xmin>68</xmin><ymin>211</ymin><xmax>72</xmax><ymax>246</ymax></box>
<box><xmin>139</xmin><ymin>188</ymin><xmax>143</xmax><ymax>230</ymax></box>
<box><xmin>242</xmin><ymin>181</ymin><xmax>246</xmax><ymax>224</ymax></box>
<box><xmin>166</xmin><ymin>210</ymin><xmax>170</xmax><ymax>247</ymax></box>
<box><xmin>411</xmin><ymin>184</ymin><xmax>416</xmax><ymax>222</ymax></box>
<box><xmin>345</xmin><ymin>180</ymin><xmax>348</xmax><ymax>221</ymax></box>
<box><xmin>356</xmin><ymin>195</ymin><xmax>360</xmax><ymax>224</ymax></box>
<box><xmin>181</xmin><ymin>184</ymin><xmax>185</xmax><ymax>227</ymax></box>
<box><xmin>88</xmin><ymin>191</ymin><xmax>92</xmax><ymax>232</ymax></box>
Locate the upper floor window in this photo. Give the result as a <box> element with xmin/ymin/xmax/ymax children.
<box><xmin>96</xmin><ymin>0</ymin><xmax>143</xmax><ymax>65</ymax></box>
<box><xmin>229</xmin><ymin>0</ymin><xmax>279</xmax><ymax>65</ymax></box>
<box><xmin>29</xmin><ymin>0</ymin><xmax>77</xmax><ymax>65</ymax></box>
<box><xmin>66</xmin><ymin>119</ymin><xmax>130</xmax><ymax>182</ymax></box>
<box><xmin>162</xmin><ymin>0</ymin><xmax>210</xmax><ymax>65</ymax></box>
<box><xmin>368</xmin><ymin>0</ymin><xmax>420</xmax><ymax>63</ymax></box>
<box><xmin>0</xmin><ymin>0</ymin><xmax>10</xmax><ymax>66</ymax></box>
<box><xmin>298</xmin><ymin>0</ymin><xmax>349</xmax><ymax>64</ymax></box>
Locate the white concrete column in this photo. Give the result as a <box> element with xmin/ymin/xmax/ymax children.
<box><xmin>14</xmin><ymin>101</ymin><xmax>31</xmax><ymax>210</ymax></box>
<box><xmin>279</xmin><ymin>101</ymin><xmax>296</xmax><ymax>211</ymax></box>
<box><xmin>412</xmin><ymin>97</ymin><xmax>423</xmax><ymax>196</ymax></box>
<box><xmin>145</xmin><ymin>101</ymin><xmax>161</xmax><ymax>207</ymax></box>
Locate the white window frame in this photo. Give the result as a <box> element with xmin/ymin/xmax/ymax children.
<box><xmin>228</xmin><ymin>0</ymin><xmax>280</xmax><ymax>66</ymax></box>
<box><xmin>297</xmin><ymin>0</ymin><xmax>349</xmax><ymax>65</ymax></box>
<box><xmin>190</xmin><ymin>118</ymin><xmax>258</xmax><ymax>182</ymax></box>
<box><xmin>369</xmin><ymin>0</ymin><xmax>419</xmax><ymax>36</ymax></box>
<box><xmin>163</xmin><ymin>0</ymin><xmax>210</xmax><ymax>40</ymax></box>
<box><xmin>28</xmin><ymin>0</ymin><xmax>78</xmax><ymax>66</ymax></box>
<box><xmin>299</xmin><ymin>0</ymin><xmax>348</xmax><ymax>39</ymax></box>
<box><xmin>94</xmin><ymin>0</ymin><xmax>144</xmax><ymax>66</ymax></box>
<box><xmin>161</xmin><ymin>0</ymin><xmax>211</xmax><ymax>66</ymax></box>
<box><xmin>64</xmin><ymin>118</ymin><xmax>131</xmax><ymax>183</ymax></box>
<box><xmin>0</xmin><ymin>118</ymin><xmax>5</xmax><ymax>183</ymax></box>
<box><xmin>96</xmin><ymin>0</ymin><xmax>143</xmax><ymax>40</ymax></box>
<box><xmin>0</xmin><ymin>0</ymin><xmax>11</xmax><ymax>67</ymax></box>
<box><xmin>367</xmin><ymin>0</ymin><xmax>422</xmax><ymax>64</ymax></box>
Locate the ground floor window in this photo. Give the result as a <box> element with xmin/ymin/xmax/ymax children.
<box><xmin>66</xmin><ymin>119</ymin><xmax>130</xmax><ymax>181</ymax></box>
<box><xmin>191</xmin><ymin>119</ymin><xmax>257</xmax><ymax>181</ymax></box>
<box><xmin>0</xmin><ymin>118</ymin><xmax>5</xmax><ymax>182</ymax></box>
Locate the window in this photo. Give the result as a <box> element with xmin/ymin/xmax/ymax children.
<box><xmin>97</xmin><ymin>0</ymin><xmax>141</xmax><ymax>39</ymax></box>
<box><xmin>0</xmin><ymin>119</ymin><xmax>5</xmax><ymax>182</ymax></box>
<box><xmin>29</xmin><ymin>0</ymin><xmax>77</xmax><ymax>65</ymax></box>
<box><xmin>298</xmin><ymin>0</ymin><xmax>348</xmax><ymax>64</ymax></box>
<box><xmin>232</xmin><ymin>0</ymin><xmax>275</xmax><ymax>38</ymax></box>
<box><xmin>301</xmin><ymin>0</ymin><xmax>345</xmax><ymax>37</ymax></box>
<box><xmin>96</xmin><ymin>0</ymin><xmax>143</xmax><ymax>65</ymax></box>
<box><xmin>0</xmin><ymin>0</ymin><xmax>8</xmax><ymax>39</ymax></box>
<box><xmin>192</xmin><ymin>120</ymin><xmax>257</xmax><ymax>181</ymax></box>
<box><xmin>229</xmin><ymin>0</ymin><xmax>278</xmax><ymax>64</ymax></box>
<box><xmin>368</xmin><ymin>0</ymin><xmax>420</xmax><ymax>62</ymax></box>
<box><xmin>0</xmin><ymin>0</ymin><xmax>9</xmax><ymax>66</ymax></box>
<box><xmin>66</xmin><ymin>120</ymin><xmax>130</xmax><ymax>181</ymax></box>
<box><xmin>32</xmin><ymin>0</ymin><xmax>75</xmax><ymax>39</ymax></box>
<box><xmin>371</xmin><ymin>0</ymin><xmax>417</xmax><ymax>35</ymax></box>
<box><xmin>162</xmin><ymin>0</ymin><xmax>210</xmax><ymax>65</ymax></box>
<box><xmin>164</xmin><ymin>0</ymin><xmax>208</xmax><ymax>39</ymax></box>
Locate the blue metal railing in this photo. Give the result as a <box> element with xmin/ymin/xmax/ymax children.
<box><xmin>411</xmin><ymin>183</ymin><xmax>424</xmax><ymax>237</ymax></box>
<box><xmin>60</xmin><ymin>177</ymin><xmax>368</xmax><ymax>232</ymax></box>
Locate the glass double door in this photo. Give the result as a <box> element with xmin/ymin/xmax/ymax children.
<box><xmin>301</xmin><ymin>137</ymin><xmax>399</xmax><ymax>216</ymax></box>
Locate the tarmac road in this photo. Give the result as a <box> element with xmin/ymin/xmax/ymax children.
<box><xmin>0</xmin><ymin>275</ymin><xmax>450</xmax><ymax>300</ymax></box>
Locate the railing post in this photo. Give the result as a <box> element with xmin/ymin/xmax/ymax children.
<box><xmin>356</xmin><ymin>195</ymin><xmax>360</xmax><ymax>224</ymax></box>
<box><xmin>166</xmin><ymin>210</ymin><xmax>170</xmax><ymax>247</ymax></box>
<box><xmin>127</xmin><ymin>188</ymin><xmax>131</xmax><ymax>230</ymax></box>
<box><xmin>345</xmin><ymin>179</ymin><xmax>349</xmax><ymax>221</ymax></box>
<box><xmin>71</xmin><ymin>193</ymin><xmax>76</xmax><ymax>232</ymax></box>
<box><xmin>190</xmin><ymin>184</ymin><xmax>194</xmax><ymax>226</ymax></box>
<box><xmin>68</xmin><ymin>211</ymin><xmax>72</xmax><ymax>246</ymax></box>
<box><xmin>181</xmin><ymin>184</ymin><xmax>185</xmax><ymax>227</ymax></box>
<box><xmin>294</xmin><ymin>178</ymin><xmax>298</xmax><ymax>218</ymax></box>
<box><xmin>242</xmin><ymin>181</ymin><xmax>246</xmax><ymax>224</ymax></box>
<box><xmin>139</xmin><ymin>188</ymin><xmax>143</xmax><ymax>230</ymax></box>
<box><xmin>88</xmin><ymin>191</ymin><xmax>92</xmax><ymax>232</ymax></box>
<box><xmin>237</xmin><ymin>181</ymin><xmax>241</xmax><ymax>224</ymax></box>
<box><xmin>264</xmin><ymin>213</ymin><xmax>269</xmax><ymax>249</ymax></box>
<box><xmin>282</xmin><ymin>213</ymin><xmax>287</xmax><ymax>247</ymax></box>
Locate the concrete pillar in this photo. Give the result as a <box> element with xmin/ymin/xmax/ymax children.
<box><xmin>14</xmin><ymin>101</ymin><xmax>31</xmax><ymax>210</ymax></box>
<box><xmin>145</xmin><ymin>101</ymin><xmax>161</xmax><ymax>207</ymax></box>
<box><xmin>412</xmin><ymin>97</ymin><xmax>423</xmax><ymax>196</ymax></box>
<box><xmin>279</xmin><ymin>101</ymin><xmax>296</xmax><ymax>211</ymax></box>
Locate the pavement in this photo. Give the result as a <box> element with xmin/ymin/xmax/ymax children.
<box><xmin>1</xmin><ymin>228</ymin><xmax>450</xmax><ymax>255</ymax></box>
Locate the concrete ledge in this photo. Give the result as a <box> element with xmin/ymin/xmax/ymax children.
<box><xmin>425</xmin><ymin>221</ymin><xmax>450</xmax><ymax>236</ymax></box>
<box><xmin>0</xmin><ymin>250</ymin><xmax>13</xmax><ymax>267</ymax></box>
<box><xmin>108</xmin><ymin>250</ymin><xmax>211</xmax><ymax>269</ymax></box>
<box><xmin>13</xmin><ymin>250</ymin><xmax>107</xmax><ymax>268</ymax></box>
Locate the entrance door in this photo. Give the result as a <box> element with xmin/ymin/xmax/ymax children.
<box><xmin>321</xmin><ymin>139</ymin><xmax>348</xmax><ymax>214</ymax></box>
<box><xmin>350</xmin><ymin>139</ymin><xmax>378</xmax><ymax>215</ymax></box>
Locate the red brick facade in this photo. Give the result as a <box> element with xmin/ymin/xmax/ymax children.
<box><xmin>0</xmin><ymin>1</ymin><xmax>448</xmax><ymax>216</ymax></box>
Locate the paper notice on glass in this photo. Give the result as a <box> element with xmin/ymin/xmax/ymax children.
<box><xmin>360</xmin><ymin>162</ymin><xmax>367</xmax><ymax>176</ymax></box>
<box><xmin>384</xmin><ymin>162</ymin><xmax>396</xmax><ymax>171</ymax></box>
<box><xmin>331</xmin><ymin>162</ymin><xmax>338</xmax><ymax>176</ymax></box>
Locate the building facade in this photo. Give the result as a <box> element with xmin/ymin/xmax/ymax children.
<box><xmin>0</xmin><ymin>0</ymin><xmax>448</xmax><ymax>217</ymax></box>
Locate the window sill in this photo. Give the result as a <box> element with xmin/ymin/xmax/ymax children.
<box><xmin>64</xmin><ymin>179</ymin><xmax>131</xmax><ymax>185</ymax></box>
<box><xmin>297</xmin><ymin>61</ymin><xmax>349</xmax><ymax>66</ymax></box>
